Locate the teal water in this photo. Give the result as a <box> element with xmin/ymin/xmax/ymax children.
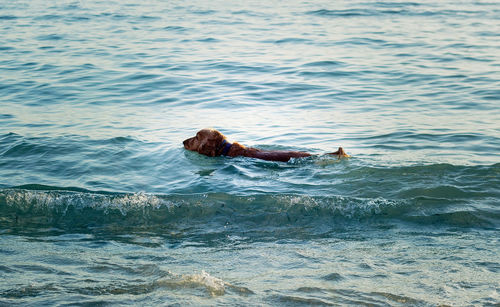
<box><xmin>1</xmin><ymin>0</ymin><xmax>499</xmax><ymax>305</ymax></box>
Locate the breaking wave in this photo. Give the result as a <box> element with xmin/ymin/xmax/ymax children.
<box><xmin>1</xmin><ymin>184</ymin><xmax>498</xmax><ymax>235</ymax></box>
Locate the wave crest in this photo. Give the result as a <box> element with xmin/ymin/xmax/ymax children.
<box><xmin>0</xmin><ymin>187</ymin><xmax>496</xmax><ymax>233</ymax></box>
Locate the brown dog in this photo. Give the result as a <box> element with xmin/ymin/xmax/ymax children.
<box><xmin>183</xmin><ymin>128</ymin><xmax>349</xmax><ymax>162</ymax></box>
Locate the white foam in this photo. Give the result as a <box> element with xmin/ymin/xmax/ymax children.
<box><xmin>3</xmin><ymin>189</ymin><xmax>176</xmax><ymax>216</ymax></box>
<box><xmin>185</xmin><ymin>270</ymin><xmax>226</xmax><ymax>296</ymax></box>
<box><xmin>155</xmin><ymin>270</ymin><xmax>253</xmax><ymax>297</ymax></box>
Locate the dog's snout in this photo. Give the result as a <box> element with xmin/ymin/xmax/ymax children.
<box><xmin>183</xmin><ymin>137</ymin><xmax>193</xmax><ymax>149</ymax></box>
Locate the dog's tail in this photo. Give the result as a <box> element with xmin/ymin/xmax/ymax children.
<box><xmin>327</xmin><ymin>147</ymin><xmax>350</xmax><ymax>158</ymax></box>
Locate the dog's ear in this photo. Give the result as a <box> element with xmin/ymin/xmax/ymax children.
<box><xmin>198</xmin><ymin>141</ymin><xmax>214</xmax><ymax>156</ymax></box>
<box><xmin>199</xmin><ymin>133</ymin><xmax>224</xmax><ymax>157</ymax></box>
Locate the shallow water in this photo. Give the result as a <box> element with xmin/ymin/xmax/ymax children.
<box><xmin>1</xmin><ymin>0</ymin><xmax>499</xmax><ymax>305</ymax></box>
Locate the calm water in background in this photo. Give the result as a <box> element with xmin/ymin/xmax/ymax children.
<box><xmin>1</xmin><ymin>0</ymin><xmax>499</xmax><ymax>305</ymax></box>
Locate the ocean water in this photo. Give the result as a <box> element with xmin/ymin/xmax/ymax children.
<box><xmin>1</xmin><ymin>0</ymin><xmax>499</xmax><ymax>305</ymax></box>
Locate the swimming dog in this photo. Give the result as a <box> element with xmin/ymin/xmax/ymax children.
<box><xmin>183</xmin><ymin>128</ymin><xmax>349</xmax><ymax>162</ymax></box>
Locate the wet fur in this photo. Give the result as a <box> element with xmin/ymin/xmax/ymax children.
<box><xmin>183</xmin><ymin>128</ymin><xmax>348</xmax><ymax>162</ymax></box>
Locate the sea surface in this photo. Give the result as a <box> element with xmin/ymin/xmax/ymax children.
<box><xmin>1</xmin><ymin>0</ymin><xmax>499</xmax><ymax>305</ymax></box>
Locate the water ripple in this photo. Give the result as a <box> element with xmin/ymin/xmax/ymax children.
<box><xmin>1</xmin><ymin>0</ymin><xmax>500</xmax><ymax>304</ymax></box>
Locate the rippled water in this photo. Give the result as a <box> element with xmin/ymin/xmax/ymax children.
<box><xmin>1</xmin><ymin>0</ymin><xmax>499</xmax><ymax>305</ymax></box>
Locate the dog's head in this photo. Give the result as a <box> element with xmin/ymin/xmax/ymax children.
<box><xmin>183</xmin><ymin>128</ymin><xmax>226</xmax><ymax>157</ymax></box>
